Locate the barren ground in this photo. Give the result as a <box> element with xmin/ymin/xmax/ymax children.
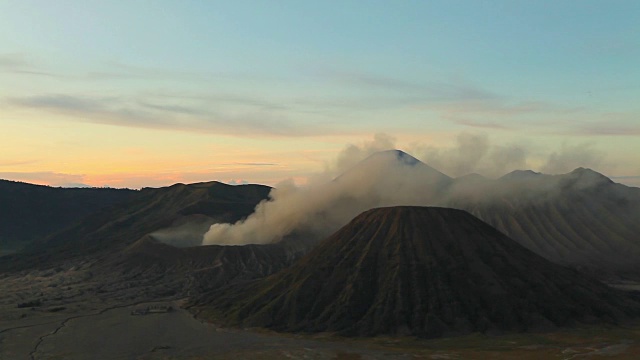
<box><xmin>2</xmin><ymin>264</ymin><xmax>640</xmax><ymax>360</ymax></box>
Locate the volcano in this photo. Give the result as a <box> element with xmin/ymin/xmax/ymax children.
<box><xmin>199</xmin><ymin>206</ymin><xmax>639</xmax><ymax>337</ymax></box>
<box><xmin>334</xmin><ymin>150</ymin><xmax>452</xmax><ymax>200</ymax></box>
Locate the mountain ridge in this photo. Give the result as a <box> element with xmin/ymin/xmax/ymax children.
<box><xmin>0</xmin><ymin>179</ymin><xmax>136</xmax><ymax>254</ymax></box>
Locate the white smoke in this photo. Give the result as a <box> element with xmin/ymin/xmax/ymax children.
<box><xmin>540</xmin><ymin>142</ymin><xmax>604</xmax><ymax>174</ymax></box>
<box><xmin>202</xmin><ymin>133</ymin><xmax>612</xmax><ymax>246</ymax></box>
<box><xmin>203</xmin><ymin>147</ymin><xmax>448</xmax><ymax>245</ymax></box>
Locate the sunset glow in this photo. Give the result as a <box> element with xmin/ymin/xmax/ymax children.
<box><xmin>1</xmin><ymin>1</ymin><xmax>639</xmax><ymax>188</ymax></box>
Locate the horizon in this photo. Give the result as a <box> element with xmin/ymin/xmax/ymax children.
<box><xmin>1</xmin><ymin>1</ymin><xmax>639</xmax><ymax>188</ymax></box>
<box><xmin>1</xmin><ymin>153</ymin><xmax>637</xmax><ymax>190</ymax></box>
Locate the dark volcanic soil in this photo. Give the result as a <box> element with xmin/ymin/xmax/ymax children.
<box><xmin>198</xmin><ymin>206</ymin><xmax>640</xmax><ymax>337</ymax></box>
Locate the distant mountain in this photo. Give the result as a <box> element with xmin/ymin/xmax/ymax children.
<box><xmin>3</xmin><ymin>151</ymin><xmax>640</xmax><ymax>284</ymax></box>
<box><xmin>0</xmin><ymin>179</ymin><xmax>135</xmax><ymax>254</ymax></box>
<box><xmin>301</xmin><ymin>150</ymin><xmax>640</xmax><ymax>279</ymax></box>
<box><xmin>0</xmin><ymin>181</ymin><xmax>271</xmax><ymax>270</ymax></box>
<box><xmin>327</xmin><ymin>152</ymin><xmax>640</xmax><ymax>279</ymax></box>
<box><xmin>446</xmin><ymin>167</ymin><xmax>640</xmax><ymax>279</ymax></box>
<box><xmin>196</xmin><ymin>207</ymin><xmax>639</xmax><ymax>337</ymax></box>
<box><xmin>335</xmin><ymin>149</ymin><xmax>452</xmax><ymax>199</ymax></box>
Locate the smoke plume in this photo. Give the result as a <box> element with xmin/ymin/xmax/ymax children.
<box><xmin>202</xmin><ymin>133</ymin><xmax>612</xmax><ymax>246</ymax></box>
<box><xmin>203</xmin><ymin>146</ymin><xmax>449</xmax><ymax>245</ymax></box>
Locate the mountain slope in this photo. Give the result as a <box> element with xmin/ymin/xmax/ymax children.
<box><xmin>112</xmin><ymin>235</ymin><xmax>302</xmax><ymax>295</ymax></box>
<box><xmin>446</xmin><ymin>168</ymin><xmax>640</xmax><ymax>278</ymax></box>
<box><xmin>0</xmin><ymin>181</ymin><xmax>271</xmax><ymax>270</ymax></box>
<box><xmin>0</xmin><ymin>179</ymin><xmax>135</xmax><ymax>253</ymax></box>
<box><xmin>319</xmin><ymin>151</ymin><xmax>640</xmax><ymax>279</ymax></box>
<box><xmin>197</xmin><ymin>206</ymin><xmax>639</xmax><ymax>337</ymax></box>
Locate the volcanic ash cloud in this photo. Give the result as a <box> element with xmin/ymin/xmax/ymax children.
<box><xmin>202</xmin><ymin>150</ymin><xmax>451</xmax><ymax>246</ymax></box>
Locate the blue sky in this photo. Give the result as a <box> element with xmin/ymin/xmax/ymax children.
<box><xmin>1</xmin><ymin>1</ymin><xmax>639</xmax><ymax>187</ymax></box>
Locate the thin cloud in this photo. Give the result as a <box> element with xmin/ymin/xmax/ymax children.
<box><xmin>137</xmin><ymin>101</ymin><xmax>206</xmax><ymax>115</ymax></box>
<box><xmin>149</xmin><ymin>92</ymin><xmax>288</xmax><ymax>111</ymax></box>
<box><xmin>7</xmin><ymin>93</ymin><xmax>336</xmax><ymax>137</ymax></box>
<box><xmin>429</xmin><ymin>98</ymin><xmax>595</xmax><ymax>134</ymax></box>
<box><xmin>0</xmin><ymin>53</ymin><xmax>57</xmax><ymax>77</ymax></box>
<box><xmin>0</xmin><ymin>159</ymin><xmax>38</xmax><ymax>167</ymax></box>
<box><xmin>435</xmin><ymin>99</ymin><xmax>639</xmax><ymax>138</ymax></box>
<box><xmin>450</xmin><ymin>118</ymin><xmax>509</xmax><ymax>130</ymax></box>
<box><xmin>0</xmin><ymin>53</ymin><xmax>32</xmax><ymax>68</ymax></box>
<box><xmin>576</xmin><ymin>124</ymin><xmax>640</xmax><ymax>136</ymax></box>
<box><xmin>9</xmin><ymin>70</ymin><xmax>57</xmax><ymax>77</ymax></box>
<box><xmin>233</xmin><ymin>162</ymin><xmax>278</xmax><ymax>166</ymax></box>
<box><xmin>315</xmin><ymin>68</ymin><xmax>496</xmax><ymax>101</ymax></box>
<box><xmin>610</xmin><ymin>176</ymin><xmax>640</xmax><ymax>188</ymax></box>
<box><xmin>544</xmin><ymin>111</ymin><xmax>640</xmax><ymax>137</ymax></box>
<box><xmin>433</xmin><ymin>99</ymin><xmax>578</xmax><ymax>118</ymax></box>
<box><xmin>11</xmin><ymin>94</ymin><xmax>108</xmax><ymax>112</ymax></box>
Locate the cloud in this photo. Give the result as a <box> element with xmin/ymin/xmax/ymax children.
<box><xmin>7</xmin><ymin>93</ymin><xmax>336</xmax><ymax>137</ymax></box>
<box><xmin>575</xmin><ymin>119</ymin><xmax>640</xmax><ymax>137</ymax></box>
<box><xmin>12</xmin><ymin>94</ymin><xmax>108</xmax><ymax>112</ymax></box>
<box><xmin>233</xmin><ymin>162</ymin><xmax>278</xmax><ymax>166</ymax></box>
<box><xmin>202</xmin><ymin>146</ymin><xmax>449</xmax><ymax>246</ymax></box>
<box><xmin>0</xmin><ymin>53</ymin><xmax>32</xmax><ymax>69</ymax></box>
<box><xmin>432</xmin><ymin>99</ymin><xmax>580</xmax><ymax>129</ymax></box>
<box><xmin>137</xmin><ymin>101</ymin><xmax>206</xmax><ymax>115</ymax></box>
<box><xmin>315</xmin><ymin>68</ymin><xmax>496</xmax><ymax>101</ymax></box>
<box><xmin>332</xmin><ymin>133</ymin><xmax>397</xmax><ymax>173</ymax></box>
<box><xmin>0</xmin><ymin>53</ymin><xmax>56</xmax><ymax>77</ymax></box>
<box><xmin>444</xmin><ymin>132</ymin><xmax>491</xmax><ymax>175</ymax></box>
<box><xmin>434</xmin><ymin>99</ymin><xmax>640</xmax><ymax>138</ymax></box>
<box><xmin>486</xmin><ymin>144</ymin><xmax>529</xmax><ymax>176</ymax></box>
<box><xmin>610</xmin><ymin>176</ymin><xmax>640</xmax><ymax>188</ymax></box>
<box><xmin>410</xmin><ymin>132</ymin><xmax>607</xmax><ymax>178</ymax></box>
<box><xmin>450</xmin><ymin>118</ymin><xmax>509</xmax><ymax>129</ymax></box>
<box><xmin>0</xmin><ymin>159</ymin><xmax>38</xmax><ymax>167</ymax></box>
<box><xmin>412</xmin><ymin>132</ymin><xmax>491</xmax><ymax>177</ymax></box>
<box><xmin>295</xmin><ymin>68</ymin><xmax>498</xmax><ymax>114</ymax></box>
<box><xmin>540</xmin><ymin>142</ymin><xmax>604</xmax><ymax>174</ymax></box>
<box><xmin>201</xmin><ymin>132</ymin><xmax>621</xmax><ymax>247</ymax></box>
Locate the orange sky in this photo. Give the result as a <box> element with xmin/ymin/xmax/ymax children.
<box><xmin>1</xmin><ymin>2</ymin><xmax>639</xmax><ymax>188</ymax></box>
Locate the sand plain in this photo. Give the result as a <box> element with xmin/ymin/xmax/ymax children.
<box><xmin>2</xmin><ymin>260</ymin><xmax>640</xmax><ymax>359</ymax></box>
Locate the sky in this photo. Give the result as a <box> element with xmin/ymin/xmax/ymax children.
<box><xmin>1</xmin><ymin>1</ymin><xmax>639</xmax><ymax>188</ymax></box>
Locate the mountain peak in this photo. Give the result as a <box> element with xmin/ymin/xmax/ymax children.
<box><xmin>338</xmin><ymin>150</ymin><xmax>450</xmax><ymax>180</ymax></box>
<box><xmin>358</xmin><ymin>149</ymin><xmax>422</xmax><ymax>167</ymax></box>
<box><xmin>564</xmin><ymin>167</ymin><xmax>613</xmax><ymax>186</ymax></box>
<box><xmin>500</xmin><ymin>169</ymin><xmax>542</xmax><ymax>181</ymax></box>
<box><xmin>202</xmin><ymin>206</ymin><xmax>639</xmax><ymax>337</ymax></box>
<box><xmin>569</xmin><ymin>167</ymin><xmax>607</xmax><ymax>177</ymax></box>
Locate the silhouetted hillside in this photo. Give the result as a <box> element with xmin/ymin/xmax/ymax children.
<box><xmin>0</xmin><ymin>181</ymin><xmax>271</xmax><ymax>269</ymax></box>
<box><xmin>0</xmin><ymin>179</ymin><xmax>135</xmax><ymax>253</ymax></box>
